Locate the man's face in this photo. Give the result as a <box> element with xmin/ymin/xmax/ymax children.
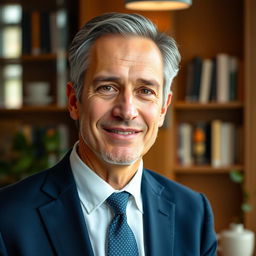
<box><xmin>68</xmin><ymin>35</ymin><xmax>171</xmax><ymax>167</ymax></box>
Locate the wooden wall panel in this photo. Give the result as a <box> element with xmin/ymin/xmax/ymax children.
<box><xmin>244</xmin><ymin>0</ymin><xmax>256</xmax><ymax>234</ymax></box>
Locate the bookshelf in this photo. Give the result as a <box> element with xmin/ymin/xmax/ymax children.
<box><xmin>172</xmin><ymin>0</ymin><xmax>247</xmax><ymax>233</ymax></box>
<box><xmin>0</xmin><ymin>0</ymin><xmax>78</xmax><ymax>185</ymax></box>
<box><xmin>79</xmin><ymin>0</ymin><xmax>256</xmax><ymax>237</ymax></box>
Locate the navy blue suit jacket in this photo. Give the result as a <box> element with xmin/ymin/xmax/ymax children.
<box><xmin>0</xmin><ymin>152</ymin><xmax>217</xmax><ymax>255</ymax></box>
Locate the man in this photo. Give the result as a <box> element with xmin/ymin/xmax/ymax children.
<box><xmin>0</xmin><ymin>13</ymin><xmax>217</xmax><ymax>255</ymax></box>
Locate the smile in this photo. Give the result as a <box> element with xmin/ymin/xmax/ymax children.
<box><xmin>106</xmin><ymin>129</ymin><xmax>138</xmax><ymax>135</ymax></box>
<box><xmin>102</xmin><ymin>126</ymin><xmax>142</xmax><ymax>138</ymax></box>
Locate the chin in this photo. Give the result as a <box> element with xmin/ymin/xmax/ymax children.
<box><xmin>99</xmin><ymin>151</ymin><xmax>141</xmax><ymax>166</ymax></box>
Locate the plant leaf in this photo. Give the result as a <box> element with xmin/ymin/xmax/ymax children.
<box><xmin>241</xmin><ymin>203</ymin><xmax>252</xmax><ymax>212</ymax></box>
<box><xmin>230</xmin><ymin>171</ymin><xmax>244</xmax><ymax>183</ymax></box>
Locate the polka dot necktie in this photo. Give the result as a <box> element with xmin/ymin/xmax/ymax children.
<box><xmin>106</xmin><ymin>192</ymin><xmax>139</xmax><ymax>256</ymax></box>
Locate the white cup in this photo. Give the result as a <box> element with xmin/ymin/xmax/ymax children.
<box><xmin>26</xmin><ymin>82</ymin><xmax>50</xmax><ymax>99</ymax></box>
<box><xmin>218</xmin><ymin>224</ymin><xmax>255</xmax><ymax>256</ymax></box>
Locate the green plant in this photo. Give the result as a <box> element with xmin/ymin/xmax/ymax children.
<box><xmin>230</xmin><ymin>170</ymin><xmax>252</xmax><ymax>223</ymax></box>
<box><xmin>0</xmin><ymin>127</ymin><xmax>61</xmax><ymax>184</ymax></box>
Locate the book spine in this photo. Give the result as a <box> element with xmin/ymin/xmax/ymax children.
<box><xmin>185</xmin><ymin>61</ymin><xmax>194</xmax><ymax>102</ymax></box>
<box><xmin>199</xmin><ymin>59</ymin><xmax>213</xmax><ymax>103</ymax></box>
<box><xmin>217</xmin><ymin>53</ymin><xmax>230</xmax><ymax>103</ymax></box>
<box><xmin>50</xmin><ymin>12</ymin><xmax>58</xmax><ymax>54</ymax></box>
<box><xmin>229</xmin><ymin>57</ymin><xmax>238</xmax><ymax>101</ymax></box>
<box><xmin>211</xmin><ymin>120</ymin><xmax>222</xmax><ymax>167</ymax></box>
<box><xmin>191</xmin><ymin>57</ymin><xmax>202</xmax><ymax>102</ymax></box>
<box><xmin>178</xmin><ymin>123</ymin><xmax>193</xmax><ymax>166</ymax></box>
<box><xmin>40</xmin><ymin>11</ymin><xmax>51</xmax><ymax>54</ymax></box>
<box><xmin>209</xmin><ymin>58</ymin><xmax>217</xmax><ymax>102</ymax></box>
<box><xmin>21</xmin><ymin>11</ymin><xmax>32</xmax><ymax>54</ymax></box>
<box><xmin>220</xmin><ymin>122</ymin><xmax>236</xmax><ymax>166</ymax></box>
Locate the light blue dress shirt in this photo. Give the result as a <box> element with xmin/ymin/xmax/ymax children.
<box><xmin>70</xmin><ymin>142</ymin><xmax>145</xmax><ymax>256</ymax></box>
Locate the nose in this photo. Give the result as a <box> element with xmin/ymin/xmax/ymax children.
<box><xmin>112</xmin><ymin>91</ymin><xmax>138</xmax><ymax>121</ymax></box>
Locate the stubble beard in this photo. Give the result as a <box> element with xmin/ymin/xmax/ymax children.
<box><xmin>100</xmin><ymin>148</ymin><xmax>141</xmax><ymax>166</ymax></box>
<box><xmin>79</xmin><ymin>118</ymin><xmax>141</xmax><ymax>166</ymax></box>
<box><xmin>80</xmin><ymin>131</ymin><xmax>141</xmax><ymax>166</ymax></box>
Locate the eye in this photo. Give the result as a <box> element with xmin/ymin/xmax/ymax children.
<box><xmin>138</xmin><ymin>87</ymin><xmax>156</xmax><ymax>96</ymax></box>
<box><xmin>96</xmin><ymin>85</ymin><xmax>118</xmax><ymax>95</ymax></box>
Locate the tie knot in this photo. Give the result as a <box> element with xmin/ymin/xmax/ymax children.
<box><xmin>107</xmin><ymin>192</ymin><xmax>130</xmax><ymax>215</ymax></box>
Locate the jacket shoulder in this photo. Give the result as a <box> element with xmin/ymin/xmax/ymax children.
<box><xmin>143</xmin><ymin>168</ymin><xmax>200</xmax><ymax>198</ymax></box>
<box><xmin>0</xmin><ymin>151</ymin><xmax>72</xmax><ymax>208</ymax></box>
<box><xmin>0</xmin><ymin>169</ymin><xmax>50</xmax><ymax>207</ymax></box>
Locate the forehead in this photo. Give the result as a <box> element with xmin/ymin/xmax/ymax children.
<box><xmin>89</xmin><ymin>34</ymin><xmax>163</xmax><ymax>69</ymax></box>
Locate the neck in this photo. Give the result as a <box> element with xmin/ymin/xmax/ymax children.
<box><xmin>77</xmin><ymin>140</ymin><xmax>141</xmax><ymax>190</ymax></box>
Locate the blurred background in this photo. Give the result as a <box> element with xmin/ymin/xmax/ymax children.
<box><xmin>0</xmin><ymin>0</ymin><xmax>255</xmax><ymax>248</ymax></box>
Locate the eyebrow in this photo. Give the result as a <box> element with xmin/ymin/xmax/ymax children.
<box><xmin>136</xmin><ymin>78</ymin><xmax>160</xmax><ymax>88</ymax></box>
<box><xmin>92</xmin><ymin>76</ymin><xmax>121</xmax><ymax>86</ymax></box>
<box><xmin>92</xmin><ymin>76</ymin><xmax>161</xmax><ymax>89</ymax></box>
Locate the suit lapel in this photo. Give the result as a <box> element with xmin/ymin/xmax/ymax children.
<box><xmin>38</xmin><ymin>153</ymin><xmax>94</xmax><ymax>256</ymax></box>
<box><xmin>142</xmin><ymin>170</ymin><xmax>175</xmax><ymax>256</ymax></box>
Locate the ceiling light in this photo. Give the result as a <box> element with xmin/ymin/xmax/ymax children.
<box><xmin>125</xmin><ymin>0</ymin><xmax>192</xmax><ymax>11</ymax></box>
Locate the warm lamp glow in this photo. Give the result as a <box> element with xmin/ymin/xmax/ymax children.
<box><xmin>125</xmin><ymin>0</ymin><xmax>192</xmax><ymax>10</ymax></box>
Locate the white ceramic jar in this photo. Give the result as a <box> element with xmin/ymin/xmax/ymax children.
<box><xmin>218</xmin><ymin>223</ymin><xmax>255</xmax><ymax>256</ymax></box>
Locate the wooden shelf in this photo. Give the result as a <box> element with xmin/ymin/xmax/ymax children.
<box><xmin>174</xmin><ymin>165</ymin><xmax>244</xmax><ymax>174</ymax></box>
<box><xmin>22</xmin><ymin>54</ymin><xmax>57</xmax><ymax>61</ymax></box>
<box><xmin>174</xmin><ymin>101</ymin><xmax>244</xmax><ymax>110</ymax></box>
<box><xmin>0</xmin><ymin>53</ymin><xmax>57</xmax><ymax>64</ymax></box>
<box><xmin>0</xmin><ymin>54</ymin><xmax>58</xmax><ymax>64</ymax></box>
<box><xmin>0</xmin><ymin>57</ymin><xmax>20</xmax><ymax>64</ymax></box>
<box><xmin>0</xmin><ymin>106</ymin><xmax>68</xmax><ymax>114</ymax></box>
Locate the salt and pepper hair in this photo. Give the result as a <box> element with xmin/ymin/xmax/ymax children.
<box><xmin>68</xmin><ymin>12</ymin><xmax>181</xmax><ymax>105</ymax></box>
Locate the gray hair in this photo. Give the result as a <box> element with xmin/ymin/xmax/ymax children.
<box><xmin>68</xmin><ymin>12</ymin><xmax>180</xmax><ymax>105</ymax></box>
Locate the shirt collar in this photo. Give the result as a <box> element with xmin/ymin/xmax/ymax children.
<box><xmin>70</xmin><ymin>142</ymin><xmax>144</xmax><ymax>214</ymax></box>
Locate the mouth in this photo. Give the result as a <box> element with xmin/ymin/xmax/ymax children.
<box><xmin>102</xmin><ymin>125</ymin><xmax>143</xmax><ymax>137</ymax></box>
<box><xmin>104</xmin><ymin>128</ymin><xmax>140</xmax><ymax>135</ymax></box>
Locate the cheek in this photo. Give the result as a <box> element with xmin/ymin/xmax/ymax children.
<box><xmin>82</xmin><ymin>98</ymin><xmax>111</xmax><ymax>127</ymax></box>
<box><xmin>142</xmin><ymin>105</ymin><xmax>162</xmax><ymax>130</ymax></box>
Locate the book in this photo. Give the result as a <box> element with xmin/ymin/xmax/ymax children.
<box><xmin>185</xmin><ymin>57</ymin><xmax>202</xmax><ymax>102</ymax></box>
<box><xmin>211</xmin><ymin>120</ymin><xmax>222</xmax><ymax>167</ymax></box>
<box><xmin>209</xmin><ymin>58</ymin><xmax>217</xmax><ymax>101</ymax></box>
<box><xmin>199</xmin><ymin>59</ymin><xmax>213</xmax><ymax>103</ymax></box>
<box><xmin>229</xmin><ymin>56</ymin><xmax>238</xmax><ymax>101</ymax></box>
<box><xmin>40</xmin><ymin>11</ymin><xmax>51</xmax><ymax>54</ymax></box>
<box><xmin>216</xmin><ymin>53</ymin><xmax>230</xmax><ymax>103</ymax></box>
<box><xmin>21</xmin><ymin>10</ymin><xmax>32</xmax><ymax>54</ymax></box>
<box><xmin>50</xmin><ymin>12</ymin><xmax>58</xmax><ymax>54</ymax></box>
<box><xmin>185</xmin><ymin>61</ymin><xmax>194</xmax><ymax>102</ymax></box>
<box><xmin>220</xmin><ymin>122</ymin><xmax>235</xmax><ymax>166</ymax></box>
<box><xmin>191</xmin><ymin>57</ymin><xmax>202</xmax><ymax>101</ymax></box>
<box><xmin>178</xmin><ymin>123</ymin><xmax>193</xmax><ymax>166</ymax></box>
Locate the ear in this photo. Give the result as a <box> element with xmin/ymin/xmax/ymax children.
<box><xmin>67</xmin><ymin>82</ymin><xmax>79</xmax><ymax>121</ymax></box>
<box><xmin>158</xmin><ymin>92</ymin><xmax>172</xmax><ymax>127</ymax></box>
